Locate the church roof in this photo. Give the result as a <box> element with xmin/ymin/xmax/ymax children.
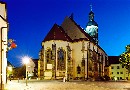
<box><xmin>87</xmin><ymin>10</ymin><xmax>98</xmax><ymax>26</ymax></box>
<box><xmin>68</xmin><ymin>17</ymin><xmax>107</xmax><ymax>55</ymax></box>
<box><xmin>68</xmin><ymin>17</ymin><xmax>95</xmax><ymax>42</ymax></box>
<box><xmin>89</xmin><ymin>11</ymin><xmax>94</xmax><ymax>15</ymax></box>
<box><xmin>43</xmin><ymin>24</ymin><xmax>72</xmax><ymax>42</ymax></box>
<box><xmin>87</xmin><ymin>20</ymin><xmax>98</xmax><ymax>26</ymax></box>
<box><xmin>42</xmin><ymin>16</ymin><xmax>107</xmax><ymax>55</ymax></box>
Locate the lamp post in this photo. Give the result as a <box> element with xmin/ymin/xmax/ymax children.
<box><xmin>22</xmin><ymin>56</ymin><xmax>30</xmax><ymax>86</ymax></box>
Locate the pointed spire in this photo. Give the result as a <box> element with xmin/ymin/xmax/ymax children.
<box><xmin>90</xmin><ymin>4</ymin><xmax>92</xmax><ymax>11</ymax></box>
<box><xmin>89</xmin><ymin>4</ymin><xmax>94</xmax><ymax>21</ymax></box>
<box><xmin>70</xmin><ymin>13</ymin><xmax>74</xmax><ymax>20</ymax></box>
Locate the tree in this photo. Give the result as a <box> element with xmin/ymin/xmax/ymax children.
<box><xmin>119</xmin><ymin>44</ymin><xmax>130</xmax><ymax>75</ymax></box>
<box><xmin>13</xmin><ymin>65</ymin><xmax>26</xmax><ymax>78</ymax></box>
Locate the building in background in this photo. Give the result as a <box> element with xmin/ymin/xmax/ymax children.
<box><xmin>0</xmin><ymin>1</ymin><xmax>8</xmax><ymax>89</ymax></box>
<box><xmin>26</xmin><ymin>58</ymin><xmax>35</xmax><ymax>78</ymax></box>
<box><xmin>7</xmin><ymin>61</ymin><xmax>14</xmax><ymax>79</ymax></box>
<box><xmin>38</xmin><ymin>8</ymin><xmax>108</xmax><ymax>80</ymax></box>
<box><xmin>32</xmin><ymin>59</ymin><xmax>38</xmax><ymax>78</ymax></box>
<box><xmin>109</xmin><ymin>56</ymin><xmax>130</xmax><ymax>80</ymax></box>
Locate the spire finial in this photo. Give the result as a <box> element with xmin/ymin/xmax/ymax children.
<box><xmin>90</xmin><ymin>4</ymin><xmax>92</xmax><ymax>11</ymax></box>
<box><xmin>70</xmin><ymin>13</ymin><xmax>74</xmax><ymax>20</ymax></box>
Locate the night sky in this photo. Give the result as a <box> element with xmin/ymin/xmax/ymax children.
<box><xmin>2</xmin><ymin>0</ymin><xmax>130</xmax><ymax>67</ymax></box>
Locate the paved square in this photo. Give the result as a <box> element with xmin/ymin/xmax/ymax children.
<box><xmin>5</xmin><ymin>80</ymin><xmax>130</xmax><ymax>90</ymax></box>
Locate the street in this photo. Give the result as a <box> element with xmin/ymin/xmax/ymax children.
<box><xmin>4</xmin><ymin>79</ymin><xmax>130</xmax><ymax>90</ymax></box>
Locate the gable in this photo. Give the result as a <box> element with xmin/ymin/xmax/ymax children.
<box><xmin>61</xmin><ymin>17</ymin><xmax>86</xmax><ymax>40</ymax></box>
<box><xmin>61</xmin><ymin>17</ymin><xmax>94</xmax><ymax>42</ymax></box>
<box><xmin>43</xmin><ymin>24</ymin><xmax>72</xmax><ymax>42</ymax></box>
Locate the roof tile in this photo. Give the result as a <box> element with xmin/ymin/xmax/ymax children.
<box><xmin>43</xmin><ymin>24</ymin><xmax>72</xmax><ymax>42</ymax></box>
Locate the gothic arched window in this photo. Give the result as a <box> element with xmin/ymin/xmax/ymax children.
<box><xmin>57</xmin><ymin>47</ymin><xmax>66</xmax><ymax>70</ymax></box>
<box><xmin>45</xmin><ymin>48</ymin><xmax>52</xmax><ymax>69</ymax></box>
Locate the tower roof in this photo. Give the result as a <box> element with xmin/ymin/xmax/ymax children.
<box><xmin>87</xmin><ymin>6</ymin><xmax>98</xmax><ymax>26</ymax></box>
<box><xmin>43</xmin><ymin>24</ymin><xmax>72</xmax><ymax>42</ymax></box>
<box><xmin>87</xmin><ymin>20</ymin><xmax>98</xmax><ymax>26</ymax></box>
<box><xmin>68</xmin><ymin>17</ymin><xmax>94</xmax><ymax>41</ymax></box>
<box><xmin>89</xmin><ymin>11</ymin><xmax>94</xmax><ymax>15</ymax></box>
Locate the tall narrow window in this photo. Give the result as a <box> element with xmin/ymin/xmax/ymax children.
<box><xmin>111</xmin><ymin>66</ymin><xmax>114</xmax><ymax>69</ymax></box>
<box><xmin>117</xmin><ymin>66</ymin><xmax>119</xmax><ymax>69</ymax></box>
<box><xmin>57</xmin><ymin>47</ymin><xmax>66</xmax><ymax>70</ymax></box>
<box><xmin>45</xmin><ymin>48</ymin><xmax>52</xmax><ymax>69</ymax></box>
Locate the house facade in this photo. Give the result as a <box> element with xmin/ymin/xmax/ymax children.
<box><xmin>0</xmin><ymin>1</ymin><xmax>8</xmax><ymax>88</ymax></box>
<box><xmin>38</xmin><ymin>9</ymin><xmax>108</xmax><ymax>80</ymax></box>
<box><xmin>109</xmin><ymin>56</ymin><xmax>130</xmax><ymax>80</ymax></box>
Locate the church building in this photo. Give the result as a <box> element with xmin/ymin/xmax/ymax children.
<box><xmin>38</xmin><ymin>8</ymin><xmax>108</xmax><ymax>81</ymax></box>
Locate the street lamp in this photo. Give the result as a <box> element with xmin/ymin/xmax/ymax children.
<box><xmin>22</xmin><ymin>56</ymin><xmax>30</xmax><ymax>86</ymax></box>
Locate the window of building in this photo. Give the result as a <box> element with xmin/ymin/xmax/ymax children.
<box><xmin>117</xmin><ymin>66</ymin><xmax>119</xmax><ymax>69</ymax></box>
<box><xmin>112</xmin><ymin>72</ymin><xmax>113</xmax><ymax>74</ymax></box>
<box><xmin>77</xmin><ymin>65</ymin><xmax>81</xmax><ymax>74</ymax></box>
<box><xmin>57</xmin><ymin>47</ymin><xmax>66</xmax><ymax>70</ymax></box>
<box><xmin>120</xmin><ymin>72</ymin><xmax>123</xmax><ymax>74</ymax></box>
<box><xmin>117</xmin><ymin>77</ymin><xmax>119</xmax><ymax>80</ymax></box>
<box><xmin>117</xmin><ymin>72</ymin><xmax>119</xmax><ymax>74</ymax></box>
<box><xmin>111</xmin><ymin>66</ymin><xmax>114</xmax><ymax>69</ymax></box>
<box><xmin>126</xmin><ymin>77</ymin><xmax>128</xmax><ymax>80</ymax></box>
<box><xmin>120</xmin><ymin>77</ymin><xmax>122</xmax><ymax>80</ymax></box>
<box><xmin>122</xmin><ymin>66</ymin><xmax>124</xmax><ymax>68</ymax></box>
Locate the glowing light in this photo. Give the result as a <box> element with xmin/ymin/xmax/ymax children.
<box><xmin>21</xmin><ymin>55</ymin><xmax>31</xmax><ymax>86</ymax></box>
<box><xmin>22</xmin><ymin>56</ymin><xmax>30</xmax><ymax>65</ymax></box>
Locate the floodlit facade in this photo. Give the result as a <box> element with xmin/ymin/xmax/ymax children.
<box><xmin>38</xmin><ymin>9</ymin><xmax>108</xmax><ymax>80</ymax></box>
<box><xmin>0</xmin><ymin>1</ymin><xmax>8</xmax><ymax>88</ymax></box>
<box><xmin>109</xmin><ymin>56</ymin><xmax>130</xmax><ymax>80</ymax></box>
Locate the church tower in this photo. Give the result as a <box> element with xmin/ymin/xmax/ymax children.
<box><xmin>85</xmin><ymin>5</ymin><xmax>98</xmax><ymax>44</ymax></box>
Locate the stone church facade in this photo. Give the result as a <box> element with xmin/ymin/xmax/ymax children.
<box><xmin>38</xmin><ymin>10</ymin><xmax>108</xmax><ymax>80</ymax></box>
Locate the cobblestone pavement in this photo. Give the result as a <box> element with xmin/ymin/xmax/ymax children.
<box><xmin>4</xmin><ymin>80</ymin><xmax>130</xmax><ymax>90</ymax></box>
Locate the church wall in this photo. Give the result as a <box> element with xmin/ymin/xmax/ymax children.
<box><xmin>61</xmin><ymin>17</ymin><xmax>86</xmax><ymax>40</ymax></box>
<box><xmin>42</xmin><ymin>40</ymin><xmax>72</xmax><ymax>79</ymax></box>
<box><xmin>40</xmin><ymin>39</ymin><xmax>108</xmax><ymax>80</ymax></box>
<box><xmin>72</xmin><ymin>41</ymin><xmax>84</xmax><ymax>78</ymax></box>
<box><xmin>70</xmin><ymin>40</ymin><xmax>106</xmax><ymax>79</ymax></box>
<box><xmin>83</xmin><ymin>41</ymin><xmax>107</xmax><ymax>79</ymax></box>
<box><xmin>98</xmin><ymin>47</ymin><xmax>108</xmax><ymax>76</ymax></box>
<box><xmin>42</xmin><ymin>40</ymin><xmax>107</xmax><ymax>79</ymax></box>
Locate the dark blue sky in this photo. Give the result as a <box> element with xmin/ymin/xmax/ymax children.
<box><xmin>2</xmin><ymin>0</ymin><xmax>130</xmax><ymax>67</ymax></box>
